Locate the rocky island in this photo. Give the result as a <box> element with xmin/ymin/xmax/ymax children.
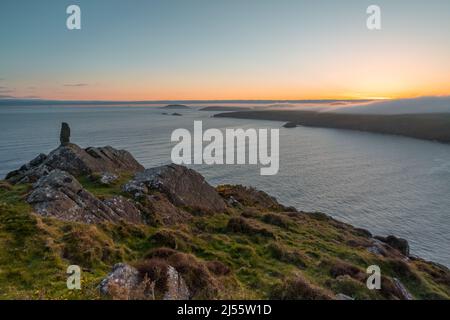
<box><xmin>0</xmin><ymin>123</ymin><xmax>448</xmax><ymax>300</ymax></box>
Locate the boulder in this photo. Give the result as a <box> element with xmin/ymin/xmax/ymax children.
<box><xmin>99</xmin><ymin>172</ymin><xmax>119</xmax><ymax>185</ymax></box>
<box><xmin>374</xmin><ymin>235</ymin><xmax>410</xmax><ymax>256</ymax></box>
<box><xmin>99</xmin><ymin>263</ymin><xmax>190</xmax><ymax>300</ymax></box>
<box><xmin>99</xmin><ymin>263</ymin><xmax>141</xmax><ymax>296</ymax></box>
<box><xmin>27</xmin><ymin>170</ymin><xmax>143</xmax><ymax>224</ymax></box>
<box><xmin>124</xmin><ymin>164</ymin><xmax>227</xmax><ymax>213</ymax></box>
<box><xmin>163</xmin><ymin>266</ymin><xmax>190</xmax><ymax>300</ymax></box>
<box><xmin>6</xmin><ymin>143</ymin><xmax>144</xmax><ymax>184</ymax></box>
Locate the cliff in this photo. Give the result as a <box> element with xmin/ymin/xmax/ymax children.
<box><xmin>0</xmin><ymin>127</ymin><xmax>448</xmax><ymax>300</ymax></box>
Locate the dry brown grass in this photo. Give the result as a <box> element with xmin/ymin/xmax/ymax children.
<box><xmin>226</xmin><ymin>217</ymin><xmax>275</xmax><ymax>238</ymax></box>
<box><xmin>270</xmin><ymin>273</ymin><xmax>334</xmax><ymax>300</ymax></box>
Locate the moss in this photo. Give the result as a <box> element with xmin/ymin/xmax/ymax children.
<box><xmin>77</xmin><ymin>173</ymin><xmax>134</xmax><ymax>199</ymax></box>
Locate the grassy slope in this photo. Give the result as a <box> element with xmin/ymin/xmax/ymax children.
<box><xmin>0</xmin><ymin>178</ymin><xmax>448</xmax><ymax>300</ymax></box>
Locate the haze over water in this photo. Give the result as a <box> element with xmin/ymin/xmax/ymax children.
<box><xmin>1</xmin><ymin>104</ymin><xmax>449</xmax><ymax>267</ymax></box>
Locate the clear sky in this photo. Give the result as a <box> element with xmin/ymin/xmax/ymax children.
<box><xmin>1</xmin><ymin>0</ymin><xmax>450</xmax><ymax>100</ymax></box>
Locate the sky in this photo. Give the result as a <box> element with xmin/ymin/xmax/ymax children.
<box><xmin>1</xmin><ymin>0</ymin><xmax>450</xmax><ymax>101</ymax></box>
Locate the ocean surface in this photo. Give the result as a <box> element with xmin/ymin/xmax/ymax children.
<box><xmin>1</xmin><ymin>104</ymin><xmax>449</xmax><ymax>267</ymax></box>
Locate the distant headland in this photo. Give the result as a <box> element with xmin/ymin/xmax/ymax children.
<box><xmin>215</xmin><ymin>110</ymin><xmax>450</xmax><ymax>143</ymax></box>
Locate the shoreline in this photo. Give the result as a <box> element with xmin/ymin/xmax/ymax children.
<box><xmin>214</xmin><ymin>110</ymin><xmax>450</xmax><ymax>143</ymax></box>
<box><xmin>0</xmin><ymin>124</ymin><xmax>449</xmax><ymax>299</ymax></box>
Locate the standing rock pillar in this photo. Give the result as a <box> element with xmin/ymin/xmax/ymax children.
<box><xmin>60</xmin><ymin>122</ymin><xmax>71</xmax><ymax>146</ymax></box>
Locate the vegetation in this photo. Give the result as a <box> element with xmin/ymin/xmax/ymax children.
<box><xmin>0</xmin><ymin>179</ymin><xmax>449</xmax><ymax>300</ymax></box>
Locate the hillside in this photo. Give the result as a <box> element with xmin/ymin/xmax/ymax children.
<box><xmin>214</xmin><ymin>111</ymin><xmax>450</xmax><ymax>143</ymax></box>
<box><xmin>0</xmin><ymin>129</ymin><xmax>449</xmax><ymax>300</ymax></box>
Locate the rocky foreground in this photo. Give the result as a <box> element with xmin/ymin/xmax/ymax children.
<box><xmin>0</xmin><ymin>128</ymin><xmax>449</xmax><ymax>299</ymax></box>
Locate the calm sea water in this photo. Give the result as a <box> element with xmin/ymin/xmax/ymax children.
<box><xmin>1</xmin><ymin>105</ymin><xmax>449</xmax><ymax>267</ymax></box>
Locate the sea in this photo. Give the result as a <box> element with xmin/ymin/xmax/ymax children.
<box><xmin>0</xmin><ymin>104</ymin><xmax>449</xmax><ymax>267</ymax></box>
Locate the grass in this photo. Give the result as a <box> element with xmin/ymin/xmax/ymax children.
<box><xmin>0</xmin><ymin>179</ymin><xmax>449</xmax><ymax>300</ymax></box>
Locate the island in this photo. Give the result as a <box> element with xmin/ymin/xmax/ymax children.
<box><xmin>160</xmin><ymin>104</ymin><xmax>191</xmax><ymax>110</ymax></box>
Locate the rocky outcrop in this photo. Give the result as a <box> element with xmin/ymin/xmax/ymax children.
<box><xmin>375</xmin><ymin>235</ymin><xmax>410</xmax><ymax>256</ymax></box>
<box><xmin>27</xmin><ymin>170</ymin><xmax>142</xmax><ymax>224</ymax></box>
<box><xmin>217</xmin><ymin>184</ymin><xmax>295</xmax><ymax>212</ymax></box>
<box><xmin>99</xmin><ymin>263</ymin><xmax>190</xmax><ymax>300</ymax></box>
<box><xmin>99</xmin><ymin>263</ymin><xmax>141</xmax><ymax>297</ymax></box>
<box><xmin>124</xmin><ymin>164</ymin><xmax>227</xmax><ymax>214</ymax></box>
<box><xmin>5</xmin><ymin>153</ymin><xmax>51</xmax><ymax>184</ymax></box>
<box><xmin>163</xmin><ymin>266</ymin><xmax>190</xmax><ymax>300</ymax></box>
<box><xmin>6</xmin><ymin>143</ymin><xmax>144</xmax><ymax>184</ymax></box>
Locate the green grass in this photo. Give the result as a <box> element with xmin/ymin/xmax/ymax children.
<box><xmin>0</xmin><ymin>180</ymin><xmax>449</xmax><ymax>300</ymax></box>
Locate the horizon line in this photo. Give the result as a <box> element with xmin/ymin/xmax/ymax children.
<box><xmin>0</xmin><ymin>98</ymin><xmax>377</xmax><ymax>106</ymax></box>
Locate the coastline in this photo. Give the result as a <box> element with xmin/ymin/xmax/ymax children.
<box><xmin>214</xmin><ymin>110</ymin><xmax>450</xmax><ymax>143</ymax></box>
<box><xmin>1</xmin><ymin>127</ymin><xmax>449</xmax><ymax>299</ymax></box>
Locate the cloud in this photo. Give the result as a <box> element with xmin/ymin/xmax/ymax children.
<box><xmin>63</xmin><ymin>83</ymin><xmax>89</xmax><ymax>87</ymax></box>
<box><xmin>0</xmin><ymin>86</ymin><xmax>13</xmax><ymax>93</ymax></box>
<box><xmin>326</xmin><ymin>96</ymin><xmax>450</xmax><ymax>115</ymax></box>
<box><xmin>21</xmin><ymin>95</ymin><xmax>40</xmax><ymax>99</ymax></box>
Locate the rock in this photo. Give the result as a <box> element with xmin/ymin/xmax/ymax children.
<box><xmin>103</xmin><ymin>196</ymin><xmax>143</xmax><ymax>224</ymax></box>
<box><xmin>60</xmin><ymin>122</ymin><xmax>71</xmax><ymax>146</ymax></box>
<box><xmin>367</xmin><ymin>241</ymin><xmax>386</xmax><ymax>257</ymax></box>
<box><xmin>171</xmin><ymin>112</ymin><xmax>182</xmax><ymax>116</ymax></box>
<box><xmin>226</xmin><ymin>196</ymin><xmax>241</xmax><ymax>207</ymax></box>
<box><xmin>283</xmin><ymin>122</ymin><xmax>297</xmax><ymax>128</ymax></box>
<box><xmin>217</xmin><ymin>184</ymin><xmax>288</xmax><ymax>212</ymax></box>
<box><xmin>100</xmin><ymin>263</ymin><xmax>190</xmax><ymax>300</ymax></box>
<box><xmin>5</xmin><ymin>154</ymin><xmax>50</xmax><ymax>184</ymax></box>
<box><xmin>142</xmin><ymin>193</ymin><xmax>191</xmax><ymax>225</ymax></box>
<box><xmin>163</xmin><ymin>266</ymin><xmax>190</xmax><ymax>300</ymax></box>
<box><xmin>374</xmin><ymin>235</ymin><xmax>410</xmax><ymax>256</ymax></box>
<box><xmin>100</xmin><ymin>172</ymin><xmax>119</xmax><ymax>185</ymax></box>
<box><xmin>27</xmin><ymin>170</ymin><xmax>143</xmax><ymax>224</ymax></box>
<box><xmin>99</xmin><ymin>263</ymin><xmax>141</xmax><ymax>296</ymax></box>
<box><xmin>124</xmin><ymin>164</ymin><xmax>227</xmax><ymax>213</ymax></box>
<box><xmin>335</xmin><ymin>293</ymin><xmax>354</xmax><ymax>300</ymax></box>
<box><xmin>354</xmin><ymin>228</ymin><xmax>372</xmax><ymax>238</ymax></box>
<box><xmin>6</xmin><ymin>143</ymin><xmax>144</xmax><ymax>184</ymax></box>
<box><xmin>393</xmin><ymin>278</ymin><xmax>413</xmax><ymax>300</ymax></box>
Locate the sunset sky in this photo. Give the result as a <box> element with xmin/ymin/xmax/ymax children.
<box><xmin>1</xmin><ymin>0</ymin><xmax>450</xmax><ymax>101</ymax></box>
